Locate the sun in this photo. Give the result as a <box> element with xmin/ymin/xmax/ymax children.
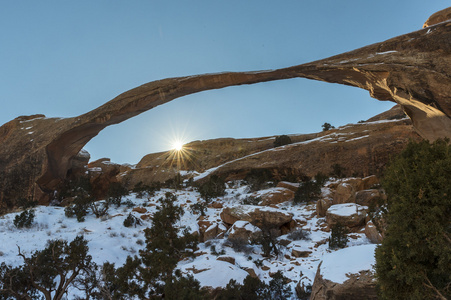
<box><xmin>172</xmin><ymin>140</ymin><xmax>184</xmax><ymax>151</ymax></box>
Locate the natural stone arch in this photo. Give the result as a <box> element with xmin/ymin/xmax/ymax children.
<box><xmin>1</xmin><ymin>9</ymin><xmax>451</xmax><ymax>205</ymax></box>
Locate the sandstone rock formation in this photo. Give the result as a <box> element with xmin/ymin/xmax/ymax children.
<box><xmin>310</xmin><ymin>244</ymin><xmax>378</xmax><ymax>300</ymax></box>
<box><xmin>326</xmin><ymin>203</ymin><xmax>368</xmax><ymax>229</ymax></box>
<box><xmin>1</xmin><ymin>8</ymin><xmax>450</xmax><ymax>205</ymax></box>
<box><xmin>220</xmin><ymin>206</ymin><xmax>293</xmax><ymax>230</ymax></box>
<box><xmin>199</xmin><ymin>116</ymin><xmax>420</xmax><ymax>183</ymax></box>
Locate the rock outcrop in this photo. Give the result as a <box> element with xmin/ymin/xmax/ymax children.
<box><xmin>1</xmin><ymin>8</ymin><xmax>451</xmax><ymax>205</ymax></box>
<box><xmin>310</xmin><ymin>244</ymin><xmax>378</xmax><ymax>300</ymax></box>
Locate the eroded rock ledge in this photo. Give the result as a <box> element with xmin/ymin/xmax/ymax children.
<box><xmin>1</xmin><ymin>9</ymin><xmax>451</xmax><ymax>205</ymax></box>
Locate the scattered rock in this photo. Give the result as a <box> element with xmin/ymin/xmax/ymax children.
<box><xmin>132</xmin><ymin>207</ymin><xmax>147</xmax><ymax>214</ymax></box>
<box><xmin>291</xmin><ymin>248</ymin><xmax>312</xmax><ymax>258</ymax></box>
<box><xmin>208</xmin><ymin>201</ymin><xmax>223</xmax><ymax>209</ymax></box>
<box><xmin>243</xmin><ymin>267</ymin><xmax>258</xmax><ymax>278</ymax></box>
<box><xmin>216</xmin><ymin>256</ymin><xmax>235</xmax><ymax>265</ymax></box>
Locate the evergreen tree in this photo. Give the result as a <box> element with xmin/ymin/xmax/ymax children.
<box><xmin>0</xmin><ymin>236</ymin><xmax>96</xmax><ymax>300</ymax></box>
<box><xmin>328</xmin><ymin>223</ymin><xmax>348</xmax><ymax>249</ymax></box>
<box><xmin>293</xmin><ymin>180</ymin><xmax>321</xmax><ymax>204</ymax></box>
<box><xmin>197</xmin><ymin>175</ymin><xmax>226</xmax><ymax>201</ymax></box>
<box><xmin>321</xmin><ymin>122</ymin><xmax>335</xmax><ymax>131</ymax></box>
<box><xmin>140</xmin><ymin>192</ymin><xmax>198</xmax><ymax>296</ymax></box>
<box><xmin>375</xmin><ymin>139</ymin><xmax>451</xmax><ymax>300</ymax></box>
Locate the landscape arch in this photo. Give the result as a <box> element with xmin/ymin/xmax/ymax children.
<box><xmin>1</xmin><ymin>10</ymin><xmax>451</xmax><ymax>204</ymax></box>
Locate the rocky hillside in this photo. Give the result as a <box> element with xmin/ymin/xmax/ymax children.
<box><xmin>1</xmin><ymin>7</ymin><xmax>450</xmax><ymax>207</ymax></box>
<box><xmin>117</xmin><ymin>105</ymin><xmax>420</xmax><ymax>189</ymax></box>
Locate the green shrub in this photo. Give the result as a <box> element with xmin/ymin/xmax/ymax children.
<box><xmin>251</xmin><ymin>226</ymin><xmax>280</xmax><ymax>257</ymax></box>
<box><xmin>13</xmin><ymin>209</ymin><xmax>35</xmax><ymax>228</ymax></box>
<box><xmin>64</xmin><ymin>198</ymin><xmax>90</xmax><ymax>222</ymax></box>
<box><xmin>314</xmin><ymin>172</ymin><xmax>329</xmax><ymax>186</ymax></box>
<box><xmin>132</xmin><ymin>181</ymin><xmax>160</xmax><ymax>199</ymax></box>
<box><xmin>273</xmin><ymin>135</ymin><xmax>292</xmax><ymax>148</ymax></box>
<box><xmin>330</xmin><ymin>163</ymin><xmax>346</xmax><ymax>178</ymax></box>
<box><xmin>287</xmin><ymin>228</ymin><xmax>310</xmax><ymax>241</ymax></box>
<box><xmin>375</xmin><ymin>139</ymin><xmax>451</xmax><ymax>300</ymax></box>
<box><xmin>293</xmin><ymin>180</ymin><xmax>321</xmax><ymax>204</ymax></box>
<box><xmin>328</xmin><ymin>223</ymin><xmax>348</xmax><ymax>249</ymax></box>
<box><xmin>190</xmin><ymin>201</ymin><xmax>208</xmax><ymax>216</ymax></box>
<box><xmin>245</xmin><ymin>169</ymin><xmax>275</xmax><ymax>192</ymax></box>
<box><xmin>197</xmin><ymin>175</ymin><xmax>226</xmax><ymax>201</ymax></box>
<box><xmin>216</xmin><ymin>272</ymin><xmax>292</xmax><ymax>300</ymax></box>
<box><xmin>106</xmin><ymin>181</ymin><xmax>129</xmax><ymax>207</ymax></box>
<box><xmin>123</xmin><ymin>213</ymin><xmax>142</xmax><ymax>228</ymax></box>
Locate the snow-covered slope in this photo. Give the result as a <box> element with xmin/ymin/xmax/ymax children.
<box><xmin>0</xmin><ymin>182</ymin><xmax>375</xmax><ymax>298</ymax></box>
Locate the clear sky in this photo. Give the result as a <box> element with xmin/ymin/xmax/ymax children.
<box><xmin>0</xmin><ymin>1</ymin><xmax>447</xmax><ymax>164</ymax></box>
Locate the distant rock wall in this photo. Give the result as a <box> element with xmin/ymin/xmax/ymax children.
<box><xmin>0</xmin><ymin>9</ymin><xmax>450</xmax><ymax>205</ymax></box>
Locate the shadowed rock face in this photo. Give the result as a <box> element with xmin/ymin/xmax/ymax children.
<box><xmin>1</xmin><ymin>9</ymin><xmax>451</xmax><ymax>204</ymax></box>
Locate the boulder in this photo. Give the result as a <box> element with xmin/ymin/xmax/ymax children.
<box><xmin>361</xmin><ymin>175</ymin><xmax>379</xmax><ymax>190</ymax></box>
<box><xmin>355</xmin><ymin>189</ymin><xmax>382</xmax><ymax>207</ymax></box>
<box><xmin>316</xmin><ymin>187</ymin><xmax>334</xmax><ymax>217</ymax></box>
<box><xmin>203</xmin><ymin>222</ymin><xmax>227</xmax><ymax>241</ymax></box>
<box><xmin>132</xmin><ymin>207</ymin><xmax>147</xmax><ymax>214</ymax></box>
<box><xmin>220</xmin><ymin>206</ymin><xmax>293</xmax><ymax>229</ymax></box>
<box><xmin>365</xmin><ymin>220</ymin><xmax>383</xmax><ymax>244</ymax></box>
<box><xmin>326</xmin><ymin>203</ymin><xmax>368</xmax><ymax>228</ymax></box>
<box><xmin>340</xmin><ymin>178</ymin><xmax>364</xmax><ymax>192</ymax></box>
<box><xmin>310</xmin><ymin>244</ymin><xmax>378</xmax><ymax>300</ymax></box>
<box><xmin>291</xmin><ymin>248</ymin><xmax>312</xmax><ymax>258</ymax></box>
<box><xmin>216</xmin><ymin>256</ymin><xmax>236</xmax><ymax>265</ymax></box>
<box><xmin>227</xmin><ymin>221</ymin><xmax>262</xmax><ymax>241</ymax></box>
<box><xmin>254</xmin><ymin>187</ymin><xmax>294</xmax><ymax>206</ymax></box>
<box><xmin>333</xmin><ymin>183</ymin><xmax>356</xmax><ymax>204</ymax></box>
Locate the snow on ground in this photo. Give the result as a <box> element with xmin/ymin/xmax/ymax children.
<box><xmin>0</xmin><ymin>182</ymin><xmax>374</xmax><ymax>298</ymax></box>
<box><xmin>320</xmin><ymin>244</ymin><xmax>377</xmax><ymax>284</ymax></box>
<box><xmin>327</xmin><ymin>203</ymin><xmax>368</xmax><ymax>216</ymax></box>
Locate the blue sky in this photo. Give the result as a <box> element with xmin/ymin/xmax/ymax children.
<box><xmin>0</xmin><ymin>1</ymin><xmax>447</xmax><ymax>164</ymax></box>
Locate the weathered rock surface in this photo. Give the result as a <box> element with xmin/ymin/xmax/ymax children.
<box><xmin>326</xmin><ymin>203</ymin><xmax>368</xmax><ymax>228</ymax></box>
<box><xmin>254</xmin><ymin>187</ymin><xmax>294</xmax><ymax>206</ymax></box>
<box><xmin>227</xmin><ymin>221</ymin><xmax>262</xmax><ymax>242</ymax></box>
<box><xmin>365</xmin><ymin>220</ymin><xmax>384</xmax><ymax>244</ymax></box>
<box><xmin>206</xmin><ymin>117</ymin><xmax>420</xmax><ymax>183</ymax></box>
<box><xmin>220</xmin><ymin>206</ymin><xmax>293</xmax><ymax>229</ymax></box>
<box><xmin>424</xmin><ymin>7</ymin><xmax>451</xmax><ymax>28</ymax></box>
<box><xmin>333</xmin><ymin>183</ymin><xmax>356</xmax><ymax>204</ymax></box>
<box><xmin>355</xmin><ymin>189</ymin><xmax>384</xmax><ymax>207</ymax></box>
<box><xmin>1</xmin><ymin>8</ymin><xmax>451</xmax><ymax>205</ymax></box>
<box><xmin>311</xmin><ymin>269</ymin><xmax>378</xmax><ymax>300</ymax></box>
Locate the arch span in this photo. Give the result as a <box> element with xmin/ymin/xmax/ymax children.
<box><xmin>1</xmin><ymin>17</ymin><xmax>451</xmax><ymax>204</ymax></box>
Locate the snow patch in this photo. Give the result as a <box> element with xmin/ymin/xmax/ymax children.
<box><xmin>320</xmin><ymin>244</ymin><xmax>376</xmax><ymax>284</ymax></box>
